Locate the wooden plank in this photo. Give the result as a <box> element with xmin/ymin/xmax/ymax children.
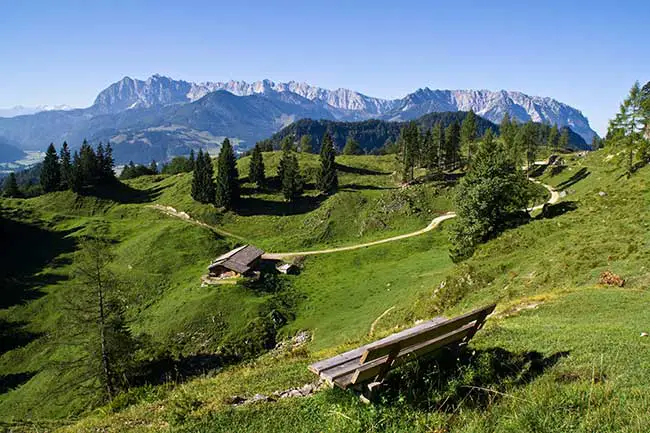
<box><xmin>360</xmin><ymin>304</ymin><xmax>495</xmax><ymax>364</ymax></box>
<box><xmin>308</xmin><ymin>316</ymin><xmax>447</xmax><ymax>374</ymax></box>
<box><xmin>350</xmin><ymin>323</ymin><xmax>475</xmax><ymax>386</ymax></box>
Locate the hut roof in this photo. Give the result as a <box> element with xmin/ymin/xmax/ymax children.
<box><xmin>208</xmin><ymin>245</ymin><xmax>264</xmax><ymax>274</ymax></box>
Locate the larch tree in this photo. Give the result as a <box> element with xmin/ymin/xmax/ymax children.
<box><xmin>547</xmin><ymin>125</ymin><xmax>560</xmax><ymax>153</ymax></box>
<box><xmin>300</xmin><ymin>135</ymin><xmax>313</xmax><ymax>153</ymax></box>
<box><xmin>558</xmin><ymin>127</ymin><xmax>570</xmax><ymax>152</ymax></box>
<box><xmin>41</xmin><ymin>143</ymin><xmax>61</xmax><ymax>193</ymax></box>
<box><xmin>215</xmin><ymin>139</ymin><xmax>239</xmax><ymax>209</ymax></box>
<box><xmin>444</xmin><ymin>121</ymin><xmax>461</xmax><ymax>170</ymax></box>
<box><xmin>432</xmin><ymin>122</ymin><xmax>445</xmax><ymax>171</ymax></box>
<box><xmin>399</xmin><ymin>121</ymin><xmax>419</xmax><ymax>182</ymax></box>
<box><xmin>317</xmin><ymin>132</ymin><xmax>338</xmax><ymax>194</ymax></box>
<box><xmin>342</xmin><ymin>136</ymin><xmax>363</xmax><ymax>155</ymax></box>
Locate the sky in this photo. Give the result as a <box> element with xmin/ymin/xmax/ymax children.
<box><xmin>1</xmin><ymin>0</ymin><xmax>649</xmax><ymax>135</ymax></box>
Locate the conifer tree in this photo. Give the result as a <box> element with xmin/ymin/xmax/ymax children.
<box><xmin>248</xmin><ymin>144</ymin><xmax>266</xmax><ymax>188</ymax></box>
<box><xmin>548</xmin><ymin>125</ymin><xmax>560</xmax><ymax>153</ymax></box>
<box><xmin>41</xmin><ymin>143</ymin><xmax>61</xmax><ymax>192</ymax></box>
<box><xmin>71</xmin><ymin>151</ymin><xmax>83</xmax><ymax>192</ymax></box>
<box><xmin>149</xmin><ymin>160</ymin><xmax>158</xmax><ymax>174</ymax></box>
<box><xmin>300</xmin><ymin>135</ymin><xmax>313</xmax><ymax>153</ymax></box>
<box><xmin>558</xmin><ymin>127</ymin><xmax>570</xmax><ymax>151</ymax></box>
<box><xmin>342</xmin><ymin>137</ymin><xmax>362</xmax><ymax>155</ymax></box>
<box><xmin>3</xmin><ymin>172</ymin><xmax>20</xmax><ymax>197</ymax></box>
<box><xmin>101</xmin><ymin>143</ymin><xmax>115</xmax><ymax>181</ymax></box>
<box><xmin>215</xmin><ymin>139</ymin><xmax>239</xmax><ymax>209</ymax></box>
<box><xmin>432</xmin><ymin>122</ymin><xmax>445</xmax><ymax>170</ymax></box>
<box><xmin>203</xmin><ymin>151</ymin><xmax>216</xmax><ymax>203</ymax></box>
<box><xmin>399</xmin><ymin>121</ymin><xmax>419</xmax><ymax>182</ymax></box>
<box><xmin>79</xmin><ymin>140</ymin><xmax>98</xmax><ymax>185</ymax></box>
<box><xmin>279</xmin><ymin>146</ymin><xmax>303</xmax><ymax>201</ymax></box>
<box><xmin>189</xmin><ymin>149</ymin><xmax>195</xmax><ymax>171</ymax></box>
<box><xmin>60</xmin><ymin>142</ymin><xmax>73</xmax><ymax>190</ymax></box>
<box><xmin>444</xmin><ymin>121</ymin><xmax>461</xmax><ymax>170</ymax></box>
<box><xmin>191</xmin><ymin>150</ymin><xmax>205</xmax><ymax>202</ymax></box>
<box><xmin>317</xmin><ymin>132</ymin><xmax>338</xmax><ymax>194</ymax></box>
<box><xmin>460</xmin><ymin>110</ymin><xmax>477</xmax><ymax>167</ymax></box>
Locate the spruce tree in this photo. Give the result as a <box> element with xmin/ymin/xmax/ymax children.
<box><xmin>60</xmin><ymin>142</ymin><xmax>73</xmax><ymax>190</ymax></box>
<box><xmin>279</xmin><ymin>147</ymin><xmax>303</xmax><ymax>201</ymax></box>
<box><xmin>149</xmin><ymin>160</ymin><xmax>158</xmax><ymax>174</ymax></box>
<box><xmin>215</xmin><ymin>139</ymin><xmax>239</xmax><ymax>209</ymax></box>
<box><xmin>102</xmin><ymin>143</ymin><xmax>115</xmax><ymax>181</ymax></box>
<box><xmin>79</xmin><ymin>140</ymin><xmax>98</xmax><ymax>185</ymax></box>
<box><xmin>548</xmin><ymin>125</ymin><xmax>560</xmax><ymax>153</ymax></box>
<box><xmin>399</xmin><ymin>121</ymin><xmax>419</xmax><ymax>182</ymax></box>
<box><xmin>558</xmin><ymin>127</ymin><xmax>570</xmax><ymax>150</ymax></box>
<box><xmin>342</xmin><ymin>137</ymin><xmax>362</xmax><ymax>155</ymax></box>
<box><xmin>248</xmin><ymin>144</ymin><xmax>266</xmax><ymax>188</ymax></box>
<box><xmin>71</xmin><ymin>151</ymin><xmax>83</xmax><ymax>192</ymax></box>
<box><xmin>41</xmin><ymin>143</ymin><xmax>61</xmax><ymax>192</ymax></box>
<box><xmin>444</xmin><ymin>121</ymin><xmax>461</xmax><ymax>170</ymax></box>
<box><xmin>317</xmin><ymin>132</ymin><xmax>338</xmax><ymax>194</ymax></box>
<box><xmin>300</xmin><ymin>135</ymin><xmax>313</xmax><ymax>153</ymax></box>
<box><xmin>189</xmin><ymin>149</ymin><xmax>195</xmax><ymax>171</ymax></box>
<box><xmin>191</xmin><ymin>150</ymin><xmax>205</xmax><ymax>202</ymax></box>
<box><xmin>432</xmin><ymin>122</ymin><xmax>445</xmax><ymax>170</ymax></box>
<box><xmin>460</xmin><ymin>110</ymin><xmax>477</xmax><ymax>167</ymax></box>
<box><xmin>203</xmin><ymin>151</ymin><xmax>216</xmax><ymax>203</ymax></box>
<box><xmin>3</xmin><ymin>172</ymin><xmax>21</xmax><ymax>197</ymax></box>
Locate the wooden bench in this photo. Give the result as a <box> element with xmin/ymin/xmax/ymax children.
<box><xmin>309</xmin><ymin>304</ymin><xmax>496</xmax><ymax>400</ymax></box>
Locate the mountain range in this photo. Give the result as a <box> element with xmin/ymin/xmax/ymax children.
<box><xmin>0</xmin><ymin>75</ymin><xmax>597</xmax><ymax>163</ymax></box>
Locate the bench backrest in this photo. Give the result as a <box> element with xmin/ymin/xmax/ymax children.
<box><xmin>351</xmin><ymin>303</ymin><xmax>495</xmax><ymax>385</ymax></box>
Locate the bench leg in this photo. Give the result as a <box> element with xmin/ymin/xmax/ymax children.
<box><xmin>356</xmin><ymin>381</ymin><xmax>382</xmax><ymax>404</ymax></box>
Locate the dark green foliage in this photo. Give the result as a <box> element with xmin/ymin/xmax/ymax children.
<box><xmin>432</xmin><ymin>122</ymin><xmax>445</xmax><ymax>170</ymax></box>
<box><xmin>342</xmin><ymin>136</ymin><xmax>363</xmax><ymax>155</ymax></box>
<box><xmin>215</xmin><ymin>139</ymin><xmax>239</xmax><ymax>209</ymax></box>
<box><xmin>559</xmin><ymin>127</ymin><xmax>570</xmax><ymax>150</ymax></box>
<box><xmin>280</xmin><ymin>136</ymin><xmax>295</xmax><ymax>152</ymax></box>
<box><xmin>149</xmin><ymin>160</ymin><xmax>158</xmax><ymax>174</ymax></box>
<box><xmin>279</xmin><ymin>146</ymin><xmax>303</xmax><ymax>201</ymax></box>
<box><xmin>40</xmin><ymin>143</ymin><xmax>61</xmax><ymax>193</ymax></box>
<box><xmin>59</xmin><ymin>141</ymin><xmax>73</xmax><ymax>189</ymax></box>
<box><xmin>161</xmin><ymin>156</ymin><xmax>194</xmax><ymax>175</ymax></box>
<box><xmin>248</xmin><ymin>144</ymin><xmax>266</xmax><ymax>188</ymax></box>
<box><xmin>548</xmin><ymin>124</ymin><xmax>560</xmax><ymax>152</ymax></box>
<box><xmin>444</xmin><ymin>121</ymin><xmax>461</xmax><ymax>170</ymax></box>
<box><xmin>460</xmin><ymin>110</ymin><xmax>478</xmax><ymax>166</ymax></box>
<box><xmin>399</xmin><ymin>121</ymin><xmax>420</xmax><ymax>182</ymax></box>
<box><xmin>2</xmin><ymin>172</ymin><xmax>21</xmax><ymax>197</ymax></box>
<box><xmin>299</xmin><ymin>135</ymin><xmax>313</xmax><ymax>153</ymax></box>
<box><xmin>449</xmin><ymin>139</ymin><xmax>531</xmax><ymax>262</ymax></box>
<box><xmin>190</xmin><ymin>150</ymin><xmax>217</xmax><ymax>204</ymax></box>
<box><xmin>119</xmin><ymin>161</ymin><xmax>156</xmax><ymax>180</ymax></box>
<box><xmin>316</xmin><ymin>132</ymin><xmax>338</xmax><ymax>194</ymax></box>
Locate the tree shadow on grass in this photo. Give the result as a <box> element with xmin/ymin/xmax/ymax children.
<box><xmin>0</xmin><ymin>319</ymin><xmax>43</xmax><ymax>355</ymax></box>
<box><xmin>82</xmin><ymin>180</ymin><xmax>167</xmax><ymax>204</ymax></box>
<box><xmin>0</xmin><ymin>372</ymin><xmax>37</xmax><ymax>394</ymax></box>
<box><xmin>536</xmin><ymin>201</ymin><xmax>579</xmax><ymax>220</ymax></box>
<box><xmin>556</xmin><ymin>167</ymin><xmax>590</xmax><ymax>190</ymax></box>
<box><xmin>339</xmin><ymin>184</ymin><xmax>397</xmax><ymax>192</ymax></box>
<box><xmin>0</xmin><ymin>213</ymin><xmax>78</xmax><ymax>309</ymax></box>
<box><xmin>335</xmin><ymin>163</ymin><xmax>392</xmax><ymax>176</ymax></box>
<box><xmin>234</xmin><ymin>195</ymin><xmax>326</xmax><ymax>216</ymax></box>
<box><xmin>377</xmin><ymin>347</ymin><xmax>570</xmax><ymax>411</ymax></box>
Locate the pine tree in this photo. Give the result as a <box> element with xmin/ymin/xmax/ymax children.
<box><xmin>300</xmin><ymin>135</ymin><xmax>313</xmax><ymax>153</ymax></box>
<box><xmin>248</xmin><ymin>144</ymin><xmax>266</xmax><ymax>188</ymax></box>
<box><xmin>433</xmin><ymin>122</ymin><xmax>445</xmax><ymax>171</ymax></box>
<box><xmin>189</xmin><ymin>149</ymin><xmax>195</xmax><ymax>171</ymax></box>
<box><xmin>342</xmin><ymin>137</ymin><xmax>363</xmax><ymax>155</ymax></box>
<box><xmin>71</xmin><ymin>151</ymin><xmax>83</xmax><ymax>192</ymax></box>
<box><xmin>279</xmin><ymin>147</ymin><xmax>303</xmax><ymax>201</ymax></box>
<box><xmin>79</xmin><ymin>140</ymin><xmax>98</xmax><ymax>185</ymax></box>
<box><xmin>399</xmin><ymin>121</ymin><xmax>419</xmax><ymax>182</ymax></box>
<box><xmin>558</xmin><ymin>127</ymin><xmax>570</xmax><ymax>151</ymax></box>
<box><xmin>101</xmin><ymin>143</ymin><xmax>115</xmax><ymax>181</ymax></box>
<box><xmin>460</xmin><ymin>110</ymin><xmax>477</xmax><ymax>167</ymax></box>
<box><xmin>444</xmin><ymin>121</ymin><xmax>461</xmax><ymax>170</ymax></box>
<box><xmin>60</xmin><ymin>142</ymin><xmax>73</xmax><ymax>190</ymax></box>
<box><xmin>41</xmin><ymin>143</ymin><xmax>61</xmax><ymax>193</ymax></box>
<box><xmin>548</xmin><ymin>125</ymin><xmax>560</xmax><ymax>153</ymax></box>
<box><xmin>203</xmin><ymin>151</ymin><xmax>216</xmax><ymax>203</ymax></box>
<box><xmin>215</xmin><ymin>139</ymin><xmax>239</xmax><ymax>209</ymax></box>
<box><xmin>191</xmin><ymin>150</ymin><xmax>205</xmax><ymax>202</ymax></box>
<box><xmin>3</xmin><ymin>172</ymin><xmax>21</xmax><ymax>197</ymax></box>
<box><xmin>149</xmin><ymin>160</ymin><xmax>158</xmax><ymax>174</ymax></box>
<box><xmin>317</xmin><ymin>132</ymin><xmax>338</xmax><ymax>194</ymax></box>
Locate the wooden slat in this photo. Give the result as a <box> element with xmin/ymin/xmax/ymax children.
<box><xmin>350</xmin><ymin>322</ymin><xmax>475</xmax><ymax>386</ymax></box>
<box><xmin>308</xmin><ymin>316</ymin><xmax>447</xmax><ymax>374</ymax></box>
<box><xmin>359</xmin><ymin>304</ymin><xmax>495</xmax><ymax>364</ymax></box>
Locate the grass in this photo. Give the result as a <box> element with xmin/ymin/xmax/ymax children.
<box><xmin>53</xmin><ymin>149</ymin><xmax>650</xmax><ymax>433</ymax></box>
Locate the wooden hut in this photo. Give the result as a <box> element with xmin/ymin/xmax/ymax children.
<box><xmin>207</xmin><ymin>245</ymin><xmax>264</xmax><ymax>278</ymax></box>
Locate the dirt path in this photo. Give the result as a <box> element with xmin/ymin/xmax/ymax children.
<box><xmin>150</xmin><ymin>181</ymin><xmax>559</xmax><ymax>260</ymax></box>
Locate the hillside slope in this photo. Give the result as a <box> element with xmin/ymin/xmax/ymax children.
<box><xmin>61</xmin><ymin>151</ymin><xmax>650</xmax><ymax>433</ymax></box>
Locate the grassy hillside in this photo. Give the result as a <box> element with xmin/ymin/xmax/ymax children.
<box><xmin>58</xmin><ymin>149</ymin><xmax>650</xmax><ymax>433</ymax></box>
<box><xmin>0</xmin><ymin>153</ymin><xmax>458</xmax><ymax>423</ymax></box>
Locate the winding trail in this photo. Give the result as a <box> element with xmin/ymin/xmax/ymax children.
<box><xmin>151</xmin><ymin>180</ymin><xmax>559</xmax><ymax>260</ymax></box>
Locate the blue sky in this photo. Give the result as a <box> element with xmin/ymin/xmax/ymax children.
<box><xmin>1</xmin><ymin>0</ymin><xmax>648</xmax><ymax>135</ymax></box>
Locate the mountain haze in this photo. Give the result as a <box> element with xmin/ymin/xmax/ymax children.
<box><xmin>0</xmin><ymin>75</ymin><xmax>598</xmax><ymax>163</ymax></box>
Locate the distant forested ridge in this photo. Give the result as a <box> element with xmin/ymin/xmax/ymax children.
<box><xmin>264</xmin><ymin>112</ymin><xmax>588</xmax><ymax>153</ymax></box>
